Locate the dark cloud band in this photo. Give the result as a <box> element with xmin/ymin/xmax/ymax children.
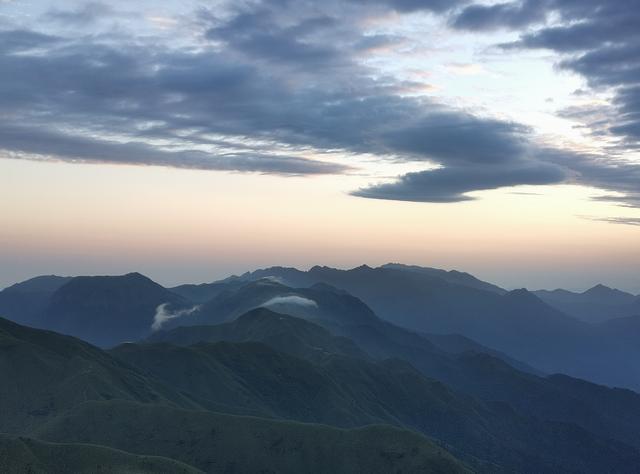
<box><xmin>0</xmin><ymin>0</ymin><xmax>639</xmax><ymax>209</ymax></box>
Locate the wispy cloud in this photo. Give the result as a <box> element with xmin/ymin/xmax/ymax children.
<box><xmin>582</xmin><ymin>216</ymin><xmax>640</xmax><ymax>227</ymax></box>
<box><xmin>260</xmin><ymin>295</ymin><xmax>318</xmax><ymax>309</ymax></box>
<box><xmin>0</xmin><ymin>0</ymin><xmax>639</xmax><ymax>213</ymax></box>
<box><xmin>152</xmin><ymin>303</ymin><xmax>200</xmax><ymax>332</ymax></box>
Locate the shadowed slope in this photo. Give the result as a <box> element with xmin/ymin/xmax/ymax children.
<box><xmin>235</xmin><ymin>265</ymin><xmax>640</xmax><ymax>389</ymax></box>
<box><xmin>0</xmin><ymin>316</ymin><xmax>194</xmax><ymax>434</ymax></box>
<box><xmin>113</xmin><ymin>334</ymin><xmax>640</xmax><ymax>473</ymax></box>
<box><xmin>148</xmin><ymin>307</ymin><xmax>367</xmax><ymax>362</ymax></box>
<box><xmin>0</xmin><ymin>276</ymin><xmax>72</xmax><ymax>327</ymax></box>
<box><xmin>42</xmin><ymin>273</ymin><xmax>189</xmax><ymax>347</ymax></box>
<box><xmin>152</xmin><ymin>307</ymin><xmax>640</xmax><ymax>454</ymax></box>
<box><xmin>33</xmin><ymin>400</ymin><xmax>471</xmax><ymax>474</ymax></box>
<box><xmin>0</xmin><ymin>434</ymin><xmax>202</xmax><ymax>474</ymax></box>
<box><xmin>534</xmin><ymin>285</ymin><xmax>638</xmax><ymax>323</ymax></box>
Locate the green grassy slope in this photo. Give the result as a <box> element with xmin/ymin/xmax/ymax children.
<box><xmin>0</xmin><ymin>316</ymin><xmax>196</xmax><ymax>433</ymax></box>
<box><xmin>0</xmin><ymin>434</ymin><xmax>202</xmax><ymax>474</ymax></box>
<box><xmin>147</xmin><ymin>307</ymin><xmax>368</xmax><ymax>362</ymax></box>
<box><xmin>33</xmin><ymin>400</ymin><xmax>471</xmax><ymax>474</ymax></box>
<box><xmin>139</xmin><ymin>309</ymin><xmax>640</xmax><ymax>471</ymax></box>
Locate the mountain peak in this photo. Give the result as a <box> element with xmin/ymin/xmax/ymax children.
<box><xmin>585</xmin><ymin>283</ymin><xmax>613</xmax><ymax>293</ymax></box>
<box><xmin>352</xmin><ymin>264</ymin><xmax>373</xmax><ymax>271</ymax></box>
<box><xmin>504</xmin><ymin>288</ymin><xmax>538</xmax><ymax>302</ymax></box>
<box><xmin>124</xmin><ymin>271</ymin><xmax>146</xmax><ymax>278</ymax></box>
<box><xmin>309</xmin><ymin>265</ymin><xmax>331</xmax><ymax>272</ymax></box>
<box><xmin>3</xmin><ymin>275</ymin><xmax>72</xmax><ymax>293</ymax></box>
<box><xmin>582</xmin><ymin>284</ymin><xmax>634</xmax><ymax>302</ymax></box>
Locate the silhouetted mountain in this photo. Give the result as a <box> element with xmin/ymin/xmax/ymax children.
<box><xmin>0</xmin><ymin>434</ymin><xmax>201</xmax><ymax>474</ymax></box>
<box><xmin>0</xmin><ymin>316</ymin><xmax>470</xmax><ymax>473</ymax></box>
<box><xmin>0</xmin><ymin>316</ymin><xmax>194</xmax><ymax>434</ymax></box>
<box><xmin>234</xmin><ymin>265</ymin><xmax>640</xmax><ymax>389</ymax></box>
<box><xmin>152</xmin><ymin>306</ymin><xmax>640</xmax><ymax>452</ymax></box>
<box><xmin>599</xmin><ymin>314</ymin><xmax>640</xmax><ymax>351</ymax></box>
<box><xmin>0</xmin><ymin>275</ymin><xmax>72</xmax><ymax>327</ymax></box>
<box><xmin>114</xmin><ymin>337</ymin><xmax>640</xmax><ymax>473</ymax></box>
<box><xmin>382</xmin><ymin>263</ymin><xmax>506</xmax><ymax>294</ymax></box>
<box><xmin>34</xmin><ymin>400</ymin><xmax>470</xmax><ymax>474</ymax></box>
<box><xmin>36</xmin><ymin>273</ymin><xmax>189</xmax><ymax>347</ymax></box>
<box><xmin>584</xmin><ymin>284</ymin><xmax>635</xmax><ymax>302</ymax></box>
<box><xmin>5</xmin><ymin>314</ymin><xmax>640</xmax><ymax>473</ymax></box>
<box><xmin>148</xmin><ymin>307</ymin><xmax>368</xmax><ymax>362</ymax></box>
<box><xmin>534</xmin><ymin>284</ymin><xmax>639</xmax><ymax>323</ymax></box>
<box><xmin>165</xmin><ymin>279</ymin><xmax>536</xmax><ymax>375</ymax></box>
<box><xmin>113</xmin><ymin>340</ymin><xmax>385</xmax><ymax>426</ymax></box>
<box><xmin>160</xmin><ymin>278</ymin><xmax>379</xmax><ymax>331</ymax></box>
<box><xmin>2</xmin><ymin>275</ymin><xmax>72</xmax><ymax>293</ymax></box>
<box><xmin>169</xmin><ymin>280</ymin><xmax>244</xmax><ymax>303</ymax></box>
<box><xmin>420</xmin><ymin>332</ymin><xmax>543</xmax><ymax>375</ymax></box>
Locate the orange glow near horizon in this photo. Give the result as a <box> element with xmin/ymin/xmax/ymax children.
<box><xmin>2</xmin><ymin>158</ymin><xmax>639</xmax><ymax>292</ymax></box>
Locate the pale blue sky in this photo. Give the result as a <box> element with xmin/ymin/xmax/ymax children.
<box><xmin>1</xmin><ymin>0</ymin><xmax>639</xmax><ymax>291</ymax></box>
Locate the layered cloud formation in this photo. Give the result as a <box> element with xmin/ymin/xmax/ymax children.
<box><xmin>452</xmin><ymin>0</ymin><xmax>640</xmax><ymax>206</ymax></box>
<box><xmin>0</xmin><ymin>0</ymin><xmax>639</xmax><ymax>208</ymax></box>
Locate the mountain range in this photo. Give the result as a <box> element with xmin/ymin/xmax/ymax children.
<box><xmin>190</xmin><ymin>264</ymin><xmax>640</xmax><ymax>389</ymax></box>
<box><xmin>0</xmin><ymin>314</ymin><xmax>470</xmax><ymax>473</ymax></box>
<box><xmin>534</xmin><ymin>284</ymin><xmax>640</xmax><ymax>324</ymax></box>
<box><xmin>1</xmin><ymin>263</ymin><xmax>640</xmax><ymax>472</ymax></box>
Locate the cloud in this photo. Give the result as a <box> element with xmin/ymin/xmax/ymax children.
<box><xmin>0</xmin><ymin>124</ymin><xmax>350</xmax><ymax>175</ymax></box>
<box><xmin>205</xmin><ymin>11</ymin><xmax>346</xmax><ymax>70</ymax></box>
<box><xmin>349</xmin><ymin>0</ymin><xmax>468</xmax><ymax>13</ymax></box>
<box><xmin>582</xmin><ymin>216</ymin><xmax>640</xmax><ymax>227</ymax></box>
<box><xmin>0</xmin><ymin>1</ymin><xmax>639</xmax><ymax>209</ymax></box>
<box><xmin>446</xmin><ymin>0</ymin><xmax>640</xmax><ymax>211</ymax></box>
<box><xmin>260</xmin><ymin>295</ymin><xmax>319</xmax><ymax>308</ymax></box>
<box><xmin>380</xmin><ymin>113</ymin><xmax>530</xmax><ymax>164</ymax></box>
<box><xmin>451</xmin><ymin>0</ymin><xmax>548</xmax><ymax>31</ymax></box>
<box><xmin>0</xmin><ymin>29</ymin><xmax>59</xmax><ymax>52</ymax></box>
<box><xmin>257</xmin><ymin>276</ymin><xmax>286</xmax><ymax>284</ymax></box>
<box><xmin>453</xmin><ymin>1</ymin><xmax>640</xmax><ymax>149</ymax></box>
<box><xmin>353</xmin><ymin>161</ymin><xmax>566</xmax><ymax>202</ymax></box>
<box><xmin>45</xmin><ymin>2</ymin><xmax>115</xmax><ymax>25</ymax></box>
<box><xmin>152</xmin><ymin>303</ymin><xmax>200</xmax><ymax>331</ymax></box>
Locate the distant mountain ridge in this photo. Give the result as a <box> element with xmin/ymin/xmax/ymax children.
<box><xmin>151</xmin><ymin>303</ymin><xmax>640</xmax><ymax>453</ymax></box>
<box><xmin>534</xmin><ymin>284</ymin><xmax>640</xmax><ymax>323</ymax></box>
<box><xmin>148</xmin><ymin>307</ymin><xmax>369</xmax><ymax>362</ymax></box>
<box><xmin>224</xmin><ymin>264</ymin><xmax>640</xmax><ymax>389</ymax></box>
<box><xmin>4</xmin><ymin>303</ymin><xmax>640</xmax><ymax>472</ymax></box>
<box><xmin>1</xmin><ymin>265</ymin><xmax>639</xmax><ymax>388</ymax></box>
<box><xmin>0</xmin><ymin>315</ymin><xmax>472</xmax><ymax>473</ymax></box>
<box><xmin>0</xmin><ymin>275</ymin><xmax>72</xmax><ymax>327</ymax></box>
<box><xmin>381</xmin><ymin>263</ymin><xmax>507</xmax><ymax>294</ymax></box>
<box><xmin>0</xmin><ymin>272</ymin><xmax>189</xmax><ymax>347</ymax></box>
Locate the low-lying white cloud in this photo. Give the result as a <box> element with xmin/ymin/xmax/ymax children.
<box><xmin>260</xmin><ymin>295</ymin><xmax>318</xmax><ymax>309</ymax></box>
<box><xmin>256</xmin><ymin>276</ymin><xmax>285</xmax><ymax>285</ymax></box>
<box><xmin>152</xmin><ymin>303</ymin><xmax>200</xmax><ymax>331</ymax></box>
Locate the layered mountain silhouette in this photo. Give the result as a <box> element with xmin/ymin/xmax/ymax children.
<box><xmin>2</xmin><ymin>265</ymin><xmax>639</xmax><ymax>387</ymax></box>
<box><xmin>381</xmin><ymin>263</ymin><xmax>506</xmax><ymax>294</ymax></box>
<box><xmin>2</xmin><ymin>264</ymin><xmax>640</xmax><ymax>472</ymax></box>
<box><xmin>0</xmin><ymin>272</ymin><xmax>188</xmax><ymax>347</ymax></box>
<box><xmin>222</xmin><ymin>264</ymin><xmax>640</xmax><ymax>389</ymax></box>
<box><xmin>150</xmin><ymin>306</ymin><xmax>640</xmax><ymax>453</ymax></box>
<box><xmin>0</xmin><ymin>275</ymin><xmax>71</xmax><ymax>327</ymax></box>
<box><xmin>534</xmin><ymin>284</ymin><xmax>640</xmax><ymax>323</ymax></box>
<box><xmin>0</xmin><ymin>314</ymin><xmax>470</xmax><ymax>473</ymax></box>
<box><xmin>4</xmin><ymin>313</ymin><xmax>640</xmax><ymax>472</ymax></box>
<box><xmin>147</xmin><ymin>307</ymin><xmax>369</xmax><ymax>363</ymax></box>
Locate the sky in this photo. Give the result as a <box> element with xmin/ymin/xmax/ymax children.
<box><xmin>1</xmin><ymin>0</ymin><xmax>639</xmax><ymax>292</ymax></box>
